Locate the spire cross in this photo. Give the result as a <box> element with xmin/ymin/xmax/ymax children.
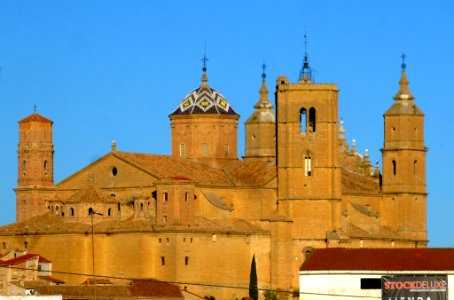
<box><xmin>33</xmin><ymin>104</ymin><xmax>37</xmax><ymax>113</ymax></box>
<box><xmin>262</xmin><ymin>63</ymin><xmax>267</xmax><ymax>80</ymax></box>
<box><xmin>304</xmin><ymin>32</ymin><xmax>308</xmax><ymax>55</ymax></box>
<box><xmin>401</xmin><ymin>53</ymin><xmax>407</xmax><ymax>70</ymax></box>
<box><xmin>202</xmin><ymin>53</ymin><xmax>209</xmax><ymax>71</ymax></box>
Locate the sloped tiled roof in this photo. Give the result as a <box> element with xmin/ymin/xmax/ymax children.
<box><xmin>300</xmin><ymin>248</ymin><xmax>454</xmax><ymax>271</ymax></box>
<box><xmin>0</xmin><ymin>253</ymin><xmax>50</xmax><ymax>266</ymax></box>
<box><xmin>19</xmin><ymin>113</ymin><xmax>53</xmax><ymax>124</ymax></box>
<box><xmin>115</xmin><ymin>152</ymin><xmax>233</xmax><ymax>186</ymax></box>
<box><xmin>29</xmin><ymin>279</ymin><xmax>184</xmax><ymax>299</ymax></box>
<box><xmin>223</xmin><ymin>159</ymin><xmax>276</xmax><ymax>187</ymax></box>
<box><xmin>65</xmin><ymin>184</ymin><xmax>118</xmax><ymax>204</ymax></box>
<box><xmin>0</xmin><ymin>212</ymin><xmax>265</xmax><ymax>235</ymax></box>
<box><xmin>341</xmin><ymin>168</ymin><xmax>380</xmax><ymax>194</ymax></box>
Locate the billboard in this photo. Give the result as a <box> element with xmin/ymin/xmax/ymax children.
<box><xmin>382</xmin><ymin>275</ymin><xmax>448</xmax><ymax>300</ymax></box>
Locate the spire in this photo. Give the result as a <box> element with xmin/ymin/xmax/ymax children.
<box><xmin>299</xmin><ymin>32</ymin><xmax>313</xmax><ymax>82</ymax></box>
<box><xmin>338</xmin><ymin>118</ymin><xmax>349</xmax><ymax>152</ymax></box>
<box><xmin>200</xmin><ymin>52</ymin><xmax>209</xmax><ymax>88</ymax></box>
<box><xmin>393</xmin><ymin>53</ymin><xmax>415</xmax><ymax>101</ymax></box>
<box><xmin>254</xmin><ymin>63</ymin><xmax>273</xmax><ymax>109</ymax></box>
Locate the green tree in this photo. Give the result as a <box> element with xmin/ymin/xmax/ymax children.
<box><xmin>249</xmin><ymin>255</ymin><xmax>258</xmax><ymax>300</ymax></box>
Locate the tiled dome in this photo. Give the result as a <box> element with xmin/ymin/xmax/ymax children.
<box><xmin>171</xmin><ymin>69</ymin><xmax>238</xmax><ymax>116</ymax></box>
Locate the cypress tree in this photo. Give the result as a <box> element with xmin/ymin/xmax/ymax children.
<box><xmin>249</xmin><ymin>255</ymin><xmax>258</xmax><ymax>300</ymax></box>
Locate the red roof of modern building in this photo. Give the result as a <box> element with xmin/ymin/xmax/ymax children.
<box><xmin>300</xmin><ymin>248</ymin><xmax>454</xmax><ymax>271</ymax></box>
<box><xmin>0</xmin><ymin>253</ymin><xmax>51</xmax><ymax>266</ymax></box>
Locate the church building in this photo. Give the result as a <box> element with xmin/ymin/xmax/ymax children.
<box><xmin>0</xmin><ymin>54</ymin><xmax>427</xmax><ymax>299</ymax></box>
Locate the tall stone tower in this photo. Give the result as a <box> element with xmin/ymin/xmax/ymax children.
<box><xmin>381</xmin><ymin>61</ymin><xmax>427</xmax><ymax>242</ymax></box>
<box><xmin>16</xmin><ymin>112</ymin><xmax>55</xmax><ymax>222</ymax></box>
<box><xmin>272</xmin><ymin>57</ymin><xmax>342</xmax><ymax>291</ymax></box>
<box><xmin>244</xmin><ymin>66</ymin><xmax>276</xmax><ymax>160</ymax></box>
<box><xmin>275</xmin><ymin>70</ymin><xmax>342</xmax><ymax>236</ymax></box>
<box><xmin>169</xmin><ymin>65</ymin><xmax>239</xmax><ymax>168</ymax></box>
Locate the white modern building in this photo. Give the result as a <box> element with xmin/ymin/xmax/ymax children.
<box><xmin>299</xmin><ymin>248</ymin><xmax>454</xmax><ymax>300</ymax></box>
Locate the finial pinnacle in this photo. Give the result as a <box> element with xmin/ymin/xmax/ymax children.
<box><xmin>33</xmin><ymin>104</ymin><xmax>37</xmax><ymax>113</ymax></box>
<box><xmin>202</xmin><ymin>53</ymin><xmax>208</xmax><ymax>72</ymax></box>
<box><xmin>401</xmin><ymin>53</ymin><xmax>407</xmax><ymax>70</ymax></box>
<box><xmin>262</xmin><ymin>63</ymin><xmax>267</xmax><ymax>80</ymax></box>
<box><xmin>200</xmin><ymin>51</ymin><xmax>209</xmax><ymax>87</ymax></box>
<box><xmin>299</xmin><ymin>29</ymin><xmax>313</xmax><ymax>82</ymax></box>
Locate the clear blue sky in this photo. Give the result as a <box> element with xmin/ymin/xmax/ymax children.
<box><xmin>0</xmin><ymin>1</ymin><xmax>452</xmax><ymax>246</ymax></box>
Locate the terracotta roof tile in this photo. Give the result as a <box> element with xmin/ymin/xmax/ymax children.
<box><xmin>223</xmin><ymin>159</ymin><xmax>276</xmax><ymax>186</ymax></box>
<box><xmin>300</xmin><ymin>248</ymin><xmax>454</xmax><ymax>271</ymax></box>
<box><xmin>30</xmin><ymin>279</ymin><xmax>183</xmax><ymax>299</ymax></box>
<box><xmin>65</xmin><ymin>185</ymin><xmax>118</xmax><ymax>204</ymax></box>
<box><xmin>341</xmin><ymin>168</ymin><xmax>380</xmax><ymax>194</ymax></box>
<box><xmin>0</xmin><ymin>253</ymin><xmax>49</xmax><ymax>266</ymax></box>
<box><xmin>116</xmin><ymin>152</ymin><xmax>232</xmax><ymax>186</ymax></box>
<box><xmin>37</xmin><ymin>276</ymin><xmax>65</xmax><ymax>284</ymax></box>
<box><xmin>19</xmin><ymin>113</ymin><xmax>53</xmax><ymax>124</ymax></box>
<box><xmin>130</xmin><ymin>279</ymin><xmax>183</xmax><ymax>298</ymax></box>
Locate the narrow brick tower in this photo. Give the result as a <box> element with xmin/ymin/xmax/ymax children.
<box><xmin>272</xmin><ymin>51</ymin><xmax>342</xmax><ymax>291</ymax></box>
<box><xmin>16</xmin><ymin>111</ymin><xmax>55</xmax><ymax>222</ymax></box>
<box><xmin>381</xmin><ymin>58</ymin><xmax>427</xmax><ymax>243</ymax></box>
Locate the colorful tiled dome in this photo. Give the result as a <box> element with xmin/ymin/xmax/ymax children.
<box><xmin>171</xmin><ymin>68</ymin><xmax>238</xmax><ymax>115</ymax></box>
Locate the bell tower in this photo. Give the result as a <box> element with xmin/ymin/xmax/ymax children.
<box><xmin>16</xmin><ymin>111</ymin><xmax>55</xmax><ymax>222</ymax></box>
<box><xmin>381</xmin><ymin>56</ymin><xmax>427</xmax><ymax>242</ymax></box>
<box><xmin>275</xmin><ymin>39</ymin><xmax>343</xmax><ymax>240</ymax></box>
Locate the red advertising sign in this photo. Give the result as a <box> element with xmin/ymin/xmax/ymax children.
<box><xmin>382</xmin><ymin>276</ymin><xmax>448</xmax><ymax>300</ymax></box>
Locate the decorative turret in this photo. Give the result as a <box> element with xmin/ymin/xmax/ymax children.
<box><xmin>381</xmin><ymin>55</ymin><xmax>427</xmax><ymax>242</ymax></box>
<box><xmin>169</xmin><ymin>57</ymin><xmax>239</xmax><ymax>167</ymax></box>
<box><xmin>244</xmin><ymin>64</ymin><xmax>276</xmax><ymax>160</ymax></box>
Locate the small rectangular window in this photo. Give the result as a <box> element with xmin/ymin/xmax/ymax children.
<box><xmin>201</xmin><ymin>143</ymin><xmax>208</xmax><ymax>157</ymax></box>
<box><xmin>185</xmin><ymin>256</ymin><xmax>189</xmax><ymax>266</ymax></box>
<box><xmin>224</xmin><ymin>144</ymin><xmax>230</xmax><ymax>157</ymax></box>
<box><xmin>179</xmin><ymin>144</ymin><xmax>186</xmax><ymax>157</ymax></box>
<box><xmin>161</xmin><ymin>256</ymin><xmax>165</xmax><ymax>266</ymax></box>
<box><xmin>360</xmin><ymin>278</ymin><xmax>381</xmax><ymax>289</ymax></box>
<box><xmin>163</xmin><ymin>192</ymin><xmax>168</xmax><ymax>202</ymax></box>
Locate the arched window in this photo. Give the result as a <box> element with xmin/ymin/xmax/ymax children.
<box><xmin>70</xmin><ymin>207</ymin><xmax>75</xmax><ymax>216</ymax></box>
<box><xmin>23</xmin><ymin>160</ymin><xmax>27</xmax><ymax>176</ymax></box>
<box><xmin>413</xmin><ymin>160</ymin><xmax>417</xmax><ymax>175</ymax></box>
<box><xmin>140</xmin><ymin>203</ymin><xmax>144</xmax><ymax>211</ymax></box>
<box><xmin>304</xmin><ymin>152</ymin><xmax>312</xmax><ymax>176</ymax></box>
<box><xmin>44</xmin><ymin>160</ymin><xmax>48</xmax><ymax>176</ymax></box>
<box><xmin>309</xmin><ymin>107</ymin><xmax>316</xmax><ymax>132</ymax></box>
<box><xmin>300</xmin><ymin>108</ymin><xmax>307</xmax><ymax>133</ymax></box>
<box><xmin>108</xmin><ymin>208</ymin><xmax>113</xmax><ymax>216</ymax></box>
<box><xmin>392</xmin><ymin>160</ymin><xmax>397</xmax><ymax>176</ymax></box>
